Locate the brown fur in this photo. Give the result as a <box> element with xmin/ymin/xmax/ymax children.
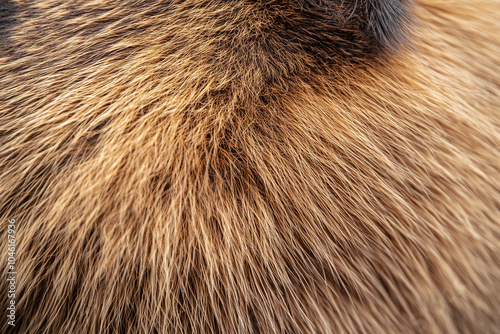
<box><xmin>1</xmin><ymin>0</ymin><xmax>500</xmax><ymax>333</ymax></box>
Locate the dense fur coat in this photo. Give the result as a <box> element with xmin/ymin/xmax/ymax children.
<box><xmin>1</xmin><ymin>0</ymin><xmax>500</xmax><ymax>333</ymax></box>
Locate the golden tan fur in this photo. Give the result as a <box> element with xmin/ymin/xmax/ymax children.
<box><xmin>1</xmin><ymin>0</ymin><xmax>499</xmax><ymax>333</ymax></box>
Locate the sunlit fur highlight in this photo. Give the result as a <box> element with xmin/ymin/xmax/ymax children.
<box><xmin>1</xmin><ymin>0</ymin><xmax>500</xmax><ymax>333</ymax></box>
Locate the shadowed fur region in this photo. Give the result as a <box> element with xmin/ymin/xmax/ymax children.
<box><xmin>1</xmin><ymin>0</ymin><xmax>500</xmax><ymax>333</ymax></box>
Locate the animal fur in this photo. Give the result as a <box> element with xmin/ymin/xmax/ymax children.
<box><xmin>1</xmin><ymin>0</ymin><xmax>500</xmax><ymax>333</ymax></box>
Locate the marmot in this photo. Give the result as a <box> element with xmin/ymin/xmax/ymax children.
<box><xmin>1</xmin><ymin>0</ymin><xmax>499</xmax><ymax>333</ymax></box>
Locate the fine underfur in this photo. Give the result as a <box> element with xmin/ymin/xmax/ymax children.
<box><xmin>1</xmin><ymin>0</ymin><xmax>500</xmax><ymax>333</ymax></box>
